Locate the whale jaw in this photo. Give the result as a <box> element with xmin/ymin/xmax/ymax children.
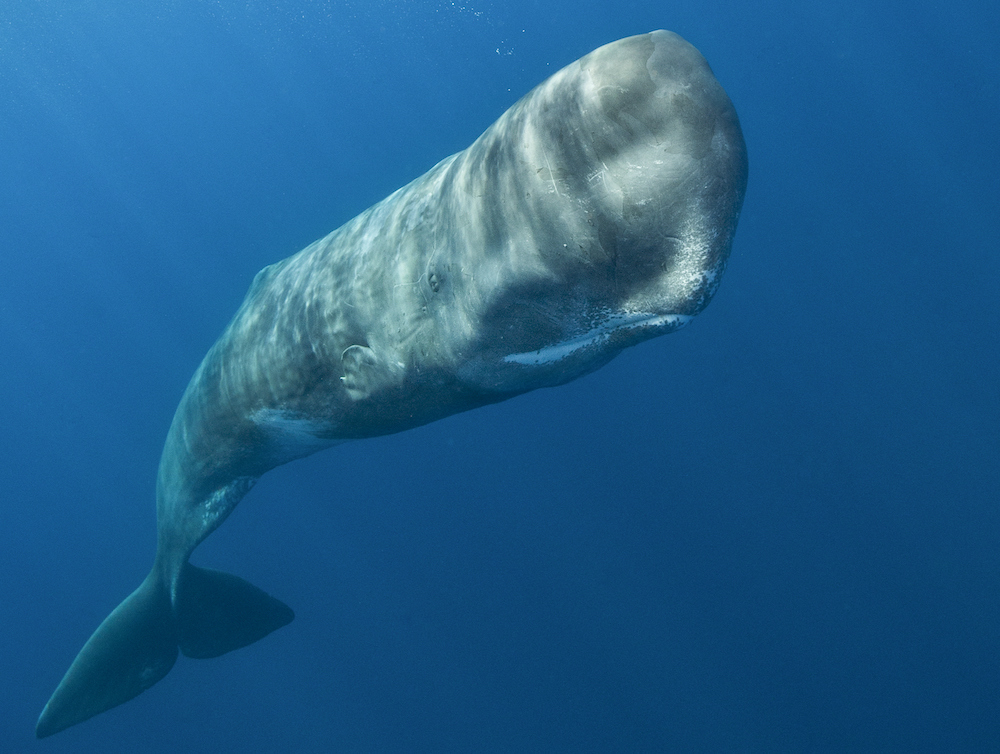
<box><xmin>502</xmin><ymin>312</ymin><xmax>693</xmax><ymax>366</ymax></box>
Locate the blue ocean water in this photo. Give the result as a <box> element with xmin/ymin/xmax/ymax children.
<box><xmin>2</xmin><ymin>1</ymin><xmax>997</xmax><ymax>751</ymax></box>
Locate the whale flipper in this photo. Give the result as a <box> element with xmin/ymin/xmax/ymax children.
<box><xmin>36</xmin><ymin>566</ymin><xmax>292</xmax><ymax>738</ymax></box>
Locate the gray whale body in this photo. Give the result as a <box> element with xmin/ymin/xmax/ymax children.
<box><xmin>37</xmin><ymin>30</ymin><xmax>747</xmax><ymax>737</ymax></box>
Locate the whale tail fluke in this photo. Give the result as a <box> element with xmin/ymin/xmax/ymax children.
<box><xmin>36</xmin><ymin>564</ymin><xmax>293</xmax><ymax>738</ymax></box>
<box><xmin>175</xmin><ymin>563</ymin><xmax>295</xmax><ymax>659</ymax></box>
<box><xmin>35</xmin><ymin>572</ymin><xmax>178</xmax><ymax>738</ymax></box>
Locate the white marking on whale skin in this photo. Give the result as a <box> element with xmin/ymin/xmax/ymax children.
<box><xmin>502</xmin><ymin>312</ymin><xmax>693</xmax><ymax>366</ymax></box>
<box><xmin>201</xmin><ymin>476</ymin><xmax>256</xmax><ymax>529</ymax></box>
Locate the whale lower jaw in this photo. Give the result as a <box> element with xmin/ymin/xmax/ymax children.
<box><xmin>502</xmin><ymin>312</ymin><xmax>693</xmax><ymax>367</ymax></box>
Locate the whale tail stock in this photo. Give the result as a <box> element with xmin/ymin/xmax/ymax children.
<box><xmin>35</xmin><ymin>563</ymin><xmax>294</xmax><ymax>738</ymax></box>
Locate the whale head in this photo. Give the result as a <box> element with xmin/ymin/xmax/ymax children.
<box><xmin>451</xmin><ymin>30</ymin><xmax>748</xmax><ymax>394</ymax></box>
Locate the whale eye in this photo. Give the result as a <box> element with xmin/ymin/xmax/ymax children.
<box><xmin>428</xmin><ymin>272</ymin><xmax>441</xmax><ymax>293</ymax></box>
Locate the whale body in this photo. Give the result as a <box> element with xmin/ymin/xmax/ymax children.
<box><xmin>37</xmin><ymin>30</ymin><xmax>747</xmax><ymax>737</ymax></box>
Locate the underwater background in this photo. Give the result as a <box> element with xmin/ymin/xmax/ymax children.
<box><xmin>2</xmin><ymin>1</ymin><xmax>997</xmax><ymax>751</ymax></box>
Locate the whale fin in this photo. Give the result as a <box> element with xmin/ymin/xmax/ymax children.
<box><xmin>36</xmin><ymin>572</ymin><xmax>178</xmax><ymax>738</ymax></box>
<box><xmin>36</xmin><ymin>564</ymin><xmax>293</xmax><ymax>738</ymax></box>
<box><xmin>341</xmin><ymin>344</ymin><xmax>380</xmax><ymax>401</ymax></box>
<box><xmin>175</xmin><ymin>563</ymin><xmax>294</xmax><ymax>659</ymax></box>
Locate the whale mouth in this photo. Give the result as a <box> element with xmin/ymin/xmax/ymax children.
<box><xmin>502</xmin><ymin>312</ymin><xmax>693</xmax><ymax>366</ymax></box>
